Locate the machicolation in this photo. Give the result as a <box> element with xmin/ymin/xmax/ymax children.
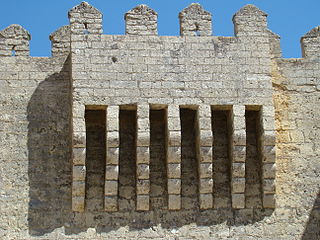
<box><xmin>0</xmin><ymin>2</ymin><xmax>319</xmax><ymax>239</ymax></box>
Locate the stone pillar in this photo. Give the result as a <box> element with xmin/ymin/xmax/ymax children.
<box><xmin>125</xmin><ymin>5</ymin><xmax>158</xmax><ymax>36</ymax></box>
<box><xmin>136</xmin><ymin>104</ymin><xmax>150</xmax><ymax>211</ymax></box>
<box><xmin>260</xmin><ymin>106</ymin><xmax>276</xmax><ymax>208</ymax></box>
<box><xmin>167</xmin><ymin>105</ymin><xmax>182</xmax><ymax>210</ymax></box>
<box><xmin>230</xmin><ymin>105</ymin><xmax>246</xmax><ymax>209</ymax></box>
<box><xmin>72</xmin><ymin>104</ymin><xmax>86</xmax><ymax>212</ymax></box>
<box><xmin>105</xmin><ymin>106</ymin><xmax>119</xmax><ymax>212</ymax></box>
<box><xmin>197</xmin><ymin>105</ymin><xmax>213</xmax><ymax>209</ymax></box>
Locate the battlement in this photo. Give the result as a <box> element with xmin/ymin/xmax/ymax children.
<box><xmin>0</xmin><ymin>2</ymin><xmax>319</xmax><ymax>239</ymax></box>
<box><xmin>0</xmin><ymin>2</ymin><xmax>319</xmax><ymax>59</ymax></box>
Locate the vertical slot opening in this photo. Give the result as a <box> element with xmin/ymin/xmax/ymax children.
<box><xmin>150</xmin><ymin>109</ymin><xmax>167</xmax><ymax>210</ymax></box>
<box><xmin>83</xmin><ymin>22</ymin><xmax>89</xmax><ymax>34</ymax></box>
<box><xmin>194</xmin><ymin>23</ymin><xmax>200</xmax><ymax>36</ymax></box>
<box><xmin>119</xmin><ymin>108</ymin><xmax>137</xmax><ymax>211</ymax></box>
<box><xmin>245</xmin><ymin>107</ymin><xmax>262</xmax><ymax>208</ymax></box>
<box><xmin>180</xmin><ymin>108</ymin><xmax>199</xmax><ymax>210</ymax></box>
<box><xmin>85</xmin><ymin>108</ymin><xmax>106</xmax><ymax>212</ymax></box>
<box><xmin>11</xmin><ymin>46</ymin><xmax>16</xmax><ymax>56</ymax></box>
<box><xmin>212</xmin><ymin>108</ymin><xmax>232</xmax><ymax>208</ymax></box>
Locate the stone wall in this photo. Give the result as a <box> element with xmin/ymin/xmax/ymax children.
<box><xmin>0</xmin><ymin>2</ymin><xmax>319</xmax><ymax>239</ymax></box>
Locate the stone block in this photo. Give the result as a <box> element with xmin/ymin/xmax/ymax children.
<box><xmin>73</xmin><ymin>147</ymin><xmax>86</xmax><ymax>165</ymax></box>
<box><xmin>137</xmin><ymin>131</ymin><xmax>150</xmax><ymax>146</ymax></box>
<box><xmin>73</xmin><ymin>166</ymin><xmax>86</xmax><ymax>181</ymax></box>
<box><xmin>167</xmin><ymin>163</ymin><xmax>181</xmax><ymax>178</ymax></box>
<box><xmin>168</xmin><ymin>179</ymin><xmax>181</xmax><ymax>194</ymax></box>
<box><xmin>199</xmin><ymin>117</ymin><xmax>212</xmax><ymax>130</ymax></box>
<box><xmin>72</xmin><ymin>181</ymin><xmax>85</xmax><ymax>196</ymax></box>
<box><xmin>263</xmin><ymin>145</ymin><xmax>276</xmax><ymax>163</ymax></box>
<box><xmin>168</xmin><ymin>117</ymin><xmax>181</xmax><ymax>131</ymax></box>
<box><xmin>199</xmin><ymin>193</ymin><xmax>213</xmax><ymax>209</ymax></box>
<box><xmin>232</xmin><ymin>178</ymin><xmax>245</xmax><ymax>193</ymax></box>
<box><xmin>199</xmin><ymin>178</ymin><xmax>213</xmax><ymax>194</ymax></box>
<box><xmin>233</xmin><ymin>145</ymin><xmax>246</xmax><ymax>162</ymax></box>
<box><xmin>199</xmin><ymin>146</ymin><xmax>213</xmax><ymax>163</ymax></box>
<box><xmin>168</xmin><ymin>131</ymin><xmax>181</xmax><ymax>147</ymax></box>
<box><xmin>137</xmin><ymin>164</ymin><xmax>149</xmax><ymax>180</ymax></box>
<box><xmin>105</xmin><ymin>180</ymin><xmax>118</xmax><ymax>196</ymax></box>
<box><xmin>107</xmin><ymin>131</ymin><xmax>119</xmax><ymax>147</ymax></box>
<box><xmin>107</xmin><ymin>106</ymin><xmax>119</xmax><ymax>119</ymax></box>
<box><xmin>105</xmin><ymin>165</ymin><xmax>119</xmax><ymax>180</ymax></box>
<box><xmin>136</xmin><ymin>195</ymin><xmax>150</xmax><ymax>211</ymax></box>
<box><xmin>263</xmin><ymin>179</ymin><xmax>275</xmax><ymax>193</ymax></box>
<box><xmin>105</xmin><ymin>196</ymin><xmax>118</xmax><ymax>212</ymax></box>
<box><xmin>137</xmin><ymin>104</ymin><xmax>149</xmax><ymax>118</ymax></box>
<box><xmin>167</xmin><ymin>146</ymin><xmax>181</xmax><ymax>163</ymax></box>
<box><xmin>232</xmin><ymin>163</ymin><xmax>245</xmax><ymax>178</ymax></box>
<box><xmin>73</xmin><ymin>132</ymin><xmax>86</xmax><ymax>147</ymax></box>
<box><xmin>263</xmin><ymin>194</ymin><xmax>275</xmax><ymax>209</ymax></box>
<box><xmin>167</xmin><ymin>105</ymin><xmax>180</xmax><ymax>118</ymax></box>
<box><xmin>72</xmin><ymin>196</ymin><xmax>85</xmax><ymax>212</ymax></box>
<box><xmin>199</xmin><ymin>163</ymin><xmax>213</xmax><ymax>178</ymax></box>
<box><xmin>233</xmin><ymin>130</ymin><xmax>246</xmax><ymax>146</ymax></box>
<box><xmin>232</xmin><ymin>193</ymin><xmax>245</xmax><ymax>209</ymax></box>
<box><xmin>138</xmin><ymin>118</ymin><xmax>150</xmax><ymax>131</ymax></box>
<box><xmin>168</xmin><ymin>194</ymin><xmax>181</xmax><ymax>210</ymax></box>
<box><xmin>233</xmin><ymin>105</ymin><xmax>245</xmax><ymax>116</ymax></box>
<box><xmin>263</xmin><ymin>163</ymin><xmax>276</xmax><ymax>179</ymax></box>
<box><xmin>233</xmin><ymin>116</ymin><xmax>245</xmax><ymax>128</ymax></box>
<box><xmin>136</xmin><ymin>146</ymin><xmax>150</xmax><ymax>164</ymax></box>
<box><xmin>263</xmin><ymin>116</ymin><xmax>275</xmax><ymax>131</ymax></box>
<box><xmin>200</xmin><ymin>130</ymin><xmax>213</xmax><ymax>146</ymax></box>
<box><xmin>199</xmin><ymin>105</ymin><xmax>211</xmax><ymax>117</ymax></box>
<box><xmin>137</xmin><ymin>179</ymin><xmax>150</xmax><ymax>195</ymax></box>
<box><xmin>263</xmin><ymin>130</ymin><xmax>276</xmax><ymax>145</ymax></box>
<box><xmin>107</xmin><ymin>147</ymin><xmax>119</xmax><ymax>165</ymax></box>
<box><xmin>107</xmin><ymin>118</ymin><xmax>119</xmax><ymax>131</ymax></box>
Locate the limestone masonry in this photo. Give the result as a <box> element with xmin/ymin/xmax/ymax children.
<box><xmin>0</xmin><ymin>2</ymin><xmax>319</xmax><ymax>239</ymax></box>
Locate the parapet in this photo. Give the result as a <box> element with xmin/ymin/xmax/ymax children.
<box><xmin>301</xmin><ymin>26</ymin><xmax>320</xmax><ymax>58</ymax></box>
<box><xmin>179</xmin><ymin>3</ymin><xmax>212</xmax><ymax>36</ymax></box>
<box><xmin>0</xmin><ymin>24</ymin><xmax>31</xmax><ymax>56</ymax></box>
<box><xmin>125</xmin><ymin>5</ymin><xmax>158</xmax><ymax>36</ymax></box>
<box><xmin>0</xmin><ymin>2</ymin><xmax>318</xmax><ymax>61</ymax></box>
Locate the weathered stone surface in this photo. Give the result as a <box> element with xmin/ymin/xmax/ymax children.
<box><xmin>125</xmin><ymin>5</ymin><xmax>158</xmax><ymax>36</ymax></box>
<box><xmin>199</xmin><ymin>193</ymin><xmax>213</xmax><ymax>209</ymax></box>
<box><xmin>1</xmin><ymin>2</ymin><xmax>319</xmax><ymax>240</ymax></box>
<box><xmin>0</xmin><ymin>24</ymin><xmax>30</xmax><ymax>56</ymax></box>
<box><xmin>179</xmin><ymin>3</ymin><xmax>212</xmax><ymax>36</ymax></box>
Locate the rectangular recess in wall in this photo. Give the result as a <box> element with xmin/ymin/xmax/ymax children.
<box><xmin>85</xmin><ymin>106</ymin><xmax>106</xmax><ymax>212</ymax></box>
<box><xmin>118</xmin><ymin>106</ymin><xmax>137</xmax><ymax>211</ymax></box>
<box><xmin>150</xmin><ymin>107</ymin><xmax>168</xmax><ymax>210</ymax></box>
<box><xmin>212</xmin><ymin>106</ymin><xmax>232</xmax><ymax>208</ymax></box>
<box><xmin>245</xmin><ymin>106</ymin><xmax>263</xmax><ymax>208</ymax></box>
<box><xmin>180</xmin><ymin>107</ymin><xmax>199</xmax><ymax>210</ymax></box>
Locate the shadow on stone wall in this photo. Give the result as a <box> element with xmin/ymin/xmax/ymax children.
<box><xmin>27</xmin><ymin>57</ymin><xmax>72</xmax><ymax>236</ymax></box>
<box><xmin>302</xmin><ymin>190</ymin><xmax>320</xmax><ymax>239</ymax></box>
<box><xmin>27</xmin><ymin>56</ymin><xmax>273</xmax><ymax>236</ymax></box>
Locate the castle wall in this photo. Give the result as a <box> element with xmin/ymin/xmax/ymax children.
<box><xmin>272</xmin><ymin>56</ymin><xmax>320</xmax><ymax>240</ymax></box>
<box><xmin>0</xmin><ymin>2</ymin><xmax>319</xmax><ymax>239</ymax></box>
<box><xmin>0</xmin><ymin>55</ymin><xmax>72</xmax><ymax>237</ymax></box>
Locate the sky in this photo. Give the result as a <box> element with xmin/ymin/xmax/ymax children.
<box><xmin>0</xmin><ymin>0</ymin><xmax>318</xmax><ymax>58</ymax></box>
